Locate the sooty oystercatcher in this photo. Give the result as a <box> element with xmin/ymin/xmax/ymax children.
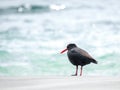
<box><xmin>61</xmin><ymin>43</ymin><xmax>97</xmax><ymax>76</ymax></box>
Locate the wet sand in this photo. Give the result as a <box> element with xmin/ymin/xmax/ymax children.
<box><xmin>0</xmin><ymin>76</ymin><xmax>120</xmax><ymax>90</ymax></box>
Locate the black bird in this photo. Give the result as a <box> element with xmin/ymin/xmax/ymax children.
<box><xmin>61</xmin><ymin>43</ymin><xmax>97</xmax><ymax>76</ymax></box>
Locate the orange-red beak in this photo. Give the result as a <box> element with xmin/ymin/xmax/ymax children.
<box><xmin>60</xmin><ymin>48</ymin><xmax>68</xmax><ymax>54</ymax></box>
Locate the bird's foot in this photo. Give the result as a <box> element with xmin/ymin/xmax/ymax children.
<box><xmin>71</xmin><ymin>74</ymin><xmax>77</xmax><ymax>76</ymax></box>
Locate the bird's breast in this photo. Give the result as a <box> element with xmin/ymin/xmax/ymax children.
<box><xmin>67</xmin><ymin>49</ymin><xmax>81</xmax><ymax>65</ymax></box>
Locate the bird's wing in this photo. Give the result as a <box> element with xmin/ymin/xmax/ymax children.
<box><xmin>74</xmin><ymin>48</ymin><xmax>94</xmax><ymax>59</ymax></box>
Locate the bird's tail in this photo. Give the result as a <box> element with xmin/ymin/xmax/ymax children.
<box><xmin>91</xmin><ymin>59</ymin><xmax>98</xmax><ymax>64</ymax></box>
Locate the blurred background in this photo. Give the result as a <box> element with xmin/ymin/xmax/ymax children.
<box><xmin>0</xmin><ymin>0</ymin><xmax>120</xmax><ymax>76</ymax></box>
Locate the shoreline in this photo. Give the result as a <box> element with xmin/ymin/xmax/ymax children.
<box><xmin>0</xmin><ymin>76</ymin><xmax>120</xmax><ymax>90</ymax></box>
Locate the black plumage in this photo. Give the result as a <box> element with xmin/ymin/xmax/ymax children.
<box><xmin>61</xmin><ymin>43</ymin><xmax>97</xmax><ymax>76</ymax></box>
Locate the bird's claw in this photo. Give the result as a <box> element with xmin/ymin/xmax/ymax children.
<box><xmin>71</xmin><ymin>74</ymin><xmax>77</xmax><ymax>76</ymax></box>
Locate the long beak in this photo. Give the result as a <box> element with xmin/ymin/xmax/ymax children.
<box><xmin>60</xmin><ymin>48</ymin><xmax>67</xmax><ymax>54</ymax></box>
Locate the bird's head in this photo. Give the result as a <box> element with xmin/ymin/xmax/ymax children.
<box><xmin>60</xmin><ymin>43</ymin><xmax>77</xmax><ymax>54</ymax></box>
<box><xmin>67</xmin><ymin>43</ymin><xmax>77</xmax><ymax>50</ymax></box>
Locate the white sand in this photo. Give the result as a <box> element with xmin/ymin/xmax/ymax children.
<box><xmin>0</xmin><ymin>76</ymin><xmax>120</xmax><ymax>90</ymax></box>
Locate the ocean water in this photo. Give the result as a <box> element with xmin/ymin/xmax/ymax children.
<box><xmin>0</xmin><ymin>0</ymin><xmax>120</xmax><ymax>76</ymax></box>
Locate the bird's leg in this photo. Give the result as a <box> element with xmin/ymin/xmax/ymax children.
<box><xmin>80</xmin><ymin>66</ymin><xmax>83</xmax><ymax>76</ymax></box>
<box><xmin>72</xmin><ymin>65</ymin><xmax>78</xmax><ymax>76</ymax></box>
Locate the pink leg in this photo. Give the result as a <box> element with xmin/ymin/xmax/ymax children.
<box><xmin>72</xmin><ymin>66</ymin><xmax>78</xmax><ymax>76</ymax></box>
<box><xmin>80</xmin><ymin>66</ymin><xmax>83</xmax><ymax>76</ymax></box>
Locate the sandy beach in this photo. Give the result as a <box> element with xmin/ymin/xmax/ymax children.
<box><xmin>0</xmin><ymin>76</ymin><xmax>120</xmax><ymax>90</ymax></box>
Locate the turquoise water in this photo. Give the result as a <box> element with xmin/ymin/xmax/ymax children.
<box><xmin>0</xmin><ymin>0</ymin><xmax>120</xmax><ymax>76</ymax></box>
